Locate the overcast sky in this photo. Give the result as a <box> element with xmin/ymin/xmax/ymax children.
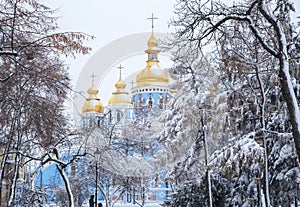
<box><xmin>48</xmin><ymin>0</ymin><xmax>300</xmax><ymax>105</ymax></box>
<box><xmin>48</xmin><ymin>0</ymin><xmax>175</xmax><ymax>104</ymax></box>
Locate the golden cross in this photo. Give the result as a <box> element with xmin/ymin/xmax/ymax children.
<box><xmin>90</xmin><ymin>73</ymin><xmax>96</xmax><ymax>86</ymax></box>
<box><xmin>130</xmin><ymin>80</ymin><xmax>135</xmax><ymax>88</ymax></box>
<box><xmin>147</xmin><ymin>13</ymin><xmax>158</xmax><ymax>30</ymax></box>
<box><xmin>117</xmin><ymin>64</ymin><xmax>124</xmax><ymax>78</ymax></box>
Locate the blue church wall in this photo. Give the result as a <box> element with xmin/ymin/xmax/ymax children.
<box><xmin>132</xmin><ymin>91</ymin><xmax>169</xmax><ymax>110</ymax></box>
<box><xmin>105</xmin><ymin>107</ymin><xmax>134</xmax><ymax>126</ymax></box>
<box><xmin>82</xmin><ymin>114</ymin><xmax>105</xmax><ymax>128</ymax></box>
<box><xmin>35</xmin><ymin>164</ymin><xmax>62</xmax><ymax>189</ymax></box>
<box><xmin>35</xmin><ymin>156</ymin><xmax>108</xmax><ymax>204</ymax></box>
<box><xmin>126</xmin><ymin>110</ymin><xmax>133</xmax><ymax>120</ymax></box>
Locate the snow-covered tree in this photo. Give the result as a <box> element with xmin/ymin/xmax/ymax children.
<box><xmin>167</xmin><ymin>134</ymin><xmax>265</xmax><ymax>207</ymax></box>
<box><xmin>171</xmin><ymin>0</ymin><xmax>300</xmax><ymax>160</ymax></box>
<box><xmin>0</xmin><ymin>0</ymin><xmax>92</xmax><ymax>206</ymax></box>
<box><xmin>163</xmin><ymin>0</ymin><xmax>300</xmax><ymax>206</ymax></box>
<box><xmin>267</xmin><ymin>133</ymin><xmax>300</xmax><ymax>206</ymax></box>
<box><xmin>81</xmin><ymin>108</ymin><xmax>169</xmax><ymax>206</ymax></box>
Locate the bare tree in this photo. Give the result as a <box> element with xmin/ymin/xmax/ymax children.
<box><xmin>163</xmin><ymin>0</ymin><xmax>300</xmax><ymax>206</ymax></box>
<box><xmin>171</xmin><ymin>0</ymin><xmax>300</xmax><ymax>160</ymax></box>
<box><xmin>0</xmin><ymin>0</ymin><xmax>93</xmax><ymax>206</ymax></box>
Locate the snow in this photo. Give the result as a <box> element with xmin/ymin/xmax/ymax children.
<box><xmin>82</xmin><ymin>202</ymin><xmax>163</xmax><ymax>207</ymax></box>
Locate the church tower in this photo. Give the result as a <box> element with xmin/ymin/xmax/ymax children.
<box><xmin>107</xmin><ymin>65</ymin><xmax>133</xmax><ymax>125</ymax></box>
<box><xmin>131</xmin><ymin>14</ymin><xmax>171</xmax><ymax>112</ymax></box>
<box><xmin>81</xmin><ymin>75</ymin><xmax>105</xmax><ymax>128</ymax></box>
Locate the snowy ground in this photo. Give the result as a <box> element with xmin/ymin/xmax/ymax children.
<box><xmin>81</xmin><ymin>201</ymin><xmax>163</xmax><ymax>207</ymax></box>
<box><xmin>102</xmin><ymin>204</ymin><xmax>162</xmax><ymax>207</ymax></box>
<box><xmin>44</xmin><ymin>201</ymin><xmax>163</xmax><ymax>207</ymax></box>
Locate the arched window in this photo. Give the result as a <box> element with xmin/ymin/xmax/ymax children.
<box><xmin>148</xmin><ymin>96</ymin><xmax>153</xmax><ymax>108</ymax></box>
<box><xmin>97</xmin><ymin>117</ymin><xmax>101</xmax><ymax>127</ymax></box>
<box><xmin>109</xmin><ymin>111</ymin><xmax>112</xmax><ymax>124</ymax></box>
<box><xmin>89</xmin><ymin>117</ymin><xmax>93</xmax><ymax>127</ymax></box>
<box><xmin>159</xmin><ymin>94</ymin><xmax>164</xmax><ymax>109</ymax></box>
<box><xmin>117</xmin><ymin>110</ymin><xmax>121</xmax><ymax>122</ymax></box>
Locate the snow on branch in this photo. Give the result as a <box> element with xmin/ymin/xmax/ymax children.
<box><xmin>0</xmin><ymin>51</ymin><xmax>18</xmax><ymax>56</ymax></box>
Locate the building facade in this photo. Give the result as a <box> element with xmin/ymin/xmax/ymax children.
<box><xmin>36</xmin><ymin>19</ymin><xmax>172</xmax><ymax>206</ymax></box>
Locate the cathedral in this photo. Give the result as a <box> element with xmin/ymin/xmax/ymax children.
<box><xmin>36</xmin><ymin>17</ymin><xmax>173</xmax><ymax>206</ymax></box>
<box><xmin>81</xmin><ymin>20</ymin><xmax>171</xmax><ymax>128</ymax></box>
<box><xmin>80</xmin><ymin>18</ymin><xmax>173</xmax><ymax>205</ymax></box>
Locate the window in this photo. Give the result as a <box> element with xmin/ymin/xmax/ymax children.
<box><xmin>117</xmin><ymin>111</ymin><xmax>121</xmax><ymax>122</ymax></box>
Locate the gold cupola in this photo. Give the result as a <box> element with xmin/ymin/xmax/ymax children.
<box><xmin>82</xmin><ymin>74</ymin><xmax>104</xmax><ymax>114</ymax></box>
<box><xmin>108</xmin><ymin>65</ymin><xmax>132</xmax><ymax>106</ymax></box>
<box><xmin>136</xmin><ymin>14</ymin><xmax>169</xmax><ymax>87</ymax></box>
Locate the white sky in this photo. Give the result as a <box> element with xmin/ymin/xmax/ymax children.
<box><xmin>48</xmin><ymin>0</ymin><xmax>176</xmax><ymax>104</ymax></box>
<box><xmin>48</xmin><ymin>0</ymin><xmax>300</xmax><ymax>105</ymax></box>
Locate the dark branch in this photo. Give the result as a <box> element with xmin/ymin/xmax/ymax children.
<box><xmin>0</xmin><ymin>51</ymin><xmax>17</xmax><ymax>56</ymax></box>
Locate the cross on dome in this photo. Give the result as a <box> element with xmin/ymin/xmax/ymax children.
<box><xmin>117</xmin><ymin>64</ymin><xmax>124</xmax><ymax>79</ymax></box>
<box><xmin>82</xmin><ymin>73</ymin><xmax>103</xmax><ymax>114</ymax></box>
<box><xmin>114</xmin><ymin>64</ymin><xmax>126</xmax><ymax>91</ymax></box>
<box><xmin>130</xmin><ymin>80</ymin><xmax>135</xmax><ymax>88</ymax></box>
<box><xmin>108</xmin><ymin>64</ymin><xmax>131</xmax><ymax>106</ymax></box>
<box><xmin>147</xmin><ymin>13</ymin><xmax>158</xmax><ymax>31</ymax></box>
<box><xmin>90</xmin><ymin>73</ymin><xmax>96</xmax><ymax>86</ymax></box>
<box><xmin>135</xmin><ymin>13</ymin><xmax>169</xmax><ymax>87</ymax></box>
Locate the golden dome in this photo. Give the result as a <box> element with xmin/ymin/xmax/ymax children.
<box><xmin>136</xmin><ymin>30</ymin><xmax>169</xmax><ymax>87</ymax></box>
<box><xmin>114</xmin><ymin>77</ymin><xmax>126</xmax><ymax>90</ymax></box>
<box><xmin>136</xmin><ymin>63</ymin><xmax>169</xmax><ymax>86</ymax></box>
<box><xmin>108</xmin><ymin>65</ymin><xmax>132</xmax><ymax>105</ymax></box>
<box><xmin>147</xmin><ymin>32</ymin><xmax>159</xmax><ymax>50</ymax></box>
<box><xmin>94</xmin><ymin>102</ymin><xmax>104</xmax><ymax>113</ymax></box>
<box><xmin>82</xmin><ymin>76</ymin><xmax>104</xmax><ymax>114</ymax></box>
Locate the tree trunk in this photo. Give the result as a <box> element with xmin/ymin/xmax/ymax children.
<box><xmin>278</xmin><ymin>58</ymin><xmax>300</xmax><ymax>161</ymax></box>
<box><xmin>7</xmin><ymin>154</ymin><xmax>20</xmax><ymax>207</ymax></box>
<box><xmin>56</xmin><ymin>165</ymin><xmax>74</xmax><ymax>207</ymax></box>
<box><xmin>258</xmin><ymin>0</ymin><xmax>300</xmax><ymax>161</ymax></box>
